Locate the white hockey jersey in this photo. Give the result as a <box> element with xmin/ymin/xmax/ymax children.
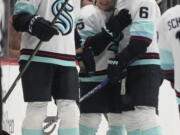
<box><xmin>14</xmin><ymin>0</ymin><xmax>80</xmax><ymax>67</ymax></box>
<box><xmin>157</xmin><ymin>5</ymin><xmax>180</xmax><ymax>92</ymax></box>
<box><xmin>115</xmin><ymin>0</ymin><xmax>161</xmax><ymax>67</ymax></box>
<box><xmin>77</xmin><ymin>5</ymin><xmax>116</xmax><ymax>82</ymax></box>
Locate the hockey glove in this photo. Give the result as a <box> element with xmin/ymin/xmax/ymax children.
<box><xmin>105</xmin><ymin>9</ymin><xmax>132</xmax><ymax>37</ymax></box>
<box><xmin>84</xmin><ymin>29</ymin><xmax>113</xmax><ymax>56</ymax></box>
<box><xmin>108</xmin><ymin>32</ymin><xmax>124</xmax><ymax>53</ymax></box>
<box><xmin>75</xmin><ymin>29</ymin><xmax>82</xmax><ymax>49</ymax></box>
<box><xmin>81</xmin><ymin>48</ymin><xmax>96</xmax><ymax>76</ymax></box>
<box><xmin>28</xmin><ymin>16</ymin><xmax>59</xmax><ymax>41</ymax></box>
<box><xmin>107</xmin><ymin>57</ymin><xmax>127</xmax><ymax>85</ymax></box>
<box><xmin>85</xmin><ymin>30</ymin><xmax>124</xmax><ymax>56</ymax></box>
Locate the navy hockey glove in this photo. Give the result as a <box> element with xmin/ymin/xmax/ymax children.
<box><xmin>105</xmin><ymin>9</ymin><xmax>132</xmax><ymax>37</ymax></box>
<box><xmin>85</xmin><ymin>30</ymin><xmax>124</xmax><ymax>56</ymax></box>
<box><xmin>107</xmin><ymin>57</ymin><xmax>127</xmax><ymax>85</ymax></box>
<box><xmin>108</xmin><ymin>33</ymin><xmax>124</xmax><ymax>53</ymax></box>
<box><xmin>28</xmin><ymin>16</ymin><xmax>59</xmax><ymax>41</ymax></box>
<box><xmin>84</xmin><ymin>29</ymin><xmax>113</xmax><ymax>56</ymax></box>
<box><xmin>75</xmin><ymin>29</ymin><xmax>82</xmax><ymax>49</ymax></box>
<box><xmin>81</xmin><ymin>48</ymin><xmax>96</xmax><ymax>76</ymax></box>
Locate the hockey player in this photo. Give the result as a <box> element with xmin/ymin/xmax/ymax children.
<box><xmin>76</xmin><ymin>0</ymin><xmax>132</xmax><ymax>135</ymax></box>
<box><xmin>12</xmin><ymin>0</ymin><xmax>80</xmax><ymax>135</ymax></box>
<box><xmin>107</xmin><ymin>0</ymin><xmax>163</xmax><ymax>135</ymax></box>
<box><xmin>157</xmin><ymin>5</ymin><xmax>180</xmax><ymax>114</ymax></box>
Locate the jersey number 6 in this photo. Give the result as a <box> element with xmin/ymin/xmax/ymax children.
<box><xmin>140</xmin><ymin>7</ymin><xmax>149</xmax><ymax>18</ymax></box>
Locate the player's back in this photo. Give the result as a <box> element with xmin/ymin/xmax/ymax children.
<box><xmin>157</xmin><ymin>5</ymin><xmax>180</xmax><ymax>91</ymax></box>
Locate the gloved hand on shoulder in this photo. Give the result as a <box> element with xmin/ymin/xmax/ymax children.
<box><xmin>105</xmin><ymin>9</ymin><xmax>132</xmax><ymax>37</ymax></box>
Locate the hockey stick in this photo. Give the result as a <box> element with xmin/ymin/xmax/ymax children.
<box><xmin>2</xmin><ymin>0</ymin><xmax>69</xmax><ymax>103</ymax></box>
<box><xmin>79</xmin><ymin>78</ymin><xmax>109</xmax><ymax>102</ymax></box>
<box><xmin>79</xmin><ymin>70</ymin><xmax>127</xmax><ymax>102</ymax></box>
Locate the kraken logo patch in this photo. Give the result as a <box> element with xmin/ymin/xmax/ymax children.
<box><xmin>52</xmin><ymin>0</ymin><xmax>73</xmax><ymax>35</ymax></box>
<box><xmin>43</xmin><ymin>115</ymin><xmax>58</xmax><ymax>135</ymax></box>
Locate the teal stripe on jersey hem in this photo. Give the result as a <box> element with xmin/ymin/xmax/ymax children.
<box><xmin>142</xmin><ymin>126</ymin><xmax>162</xmax><ymax>135</ymax></box>
<box><xmin>159</xmin><ymin>49</ymin><xmax>174</xmax><ymax>64</ymax></box>
<box><xmin>176</xmin><ymin>97</ymin><xmax>180</xmax><ymax>105</ymax></box>
<box><xmin>80</xmin><ymin>125</ymin><xmax>97</xmax><ymax>135</ymax></box>
<box><xmin>131</xmin><ymin>21</ymin><xmax>154</xmax><ymax>37</ymax></box>
<box><xmin>20</xmin><ymin>55</ymin><xmax>76</xmax><ymax>67</ymax></box>
<box><xmin>160</xmin><ymin>64</ymin><xmax>174</xmax><ymax>70</ymax></box>
<box><xmin>22</xmin><ymin>129</ymin><xmax>43</xmax><ymax>135</ymax></box>
<box><xmin>160</xmin><ymin>49</ymin><xmax>174</xmax><ymax>70</ymax></box>
<box><xmin>14</xmin><ymin>2</ymin><xmax>37</xmax><ymax>15</ymax></box>
<box><xmin>130</xmin><ymin>59</ymin><xmax>160</xmax><ymax>66</ymax></box>
<box><xmin>79</xmin><ymin>75</ymin><xmax>107</xmax><ymax>82</ymax></box>
<box><xmin>58</xmin><ymin>128</ymin><xmax>79</xmax><ymax>135</ymax></box>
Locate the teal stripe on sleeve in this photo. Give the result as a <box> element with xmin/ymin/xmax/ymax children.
<box><xmin>20</xmin><ymin>55</ymin><xmax>76</xmax><ymax>67</ymax></box>
<box><xmin>130</xmin><ymin>21</ymin><xmax>154</xmax><ymax>39</ymax></box>
<box><xmin>159</xmin><ymin>49</ymin><xmax>174</xmax><ymax>70</ymax></box>
<box><xmin>14</xmin><ymin>2</ymin><xmax>37</xmax><ymax>15</ymax></box>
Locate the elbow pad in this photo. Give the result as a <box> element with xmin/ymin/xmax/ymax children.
<box><xmin>84</xmin><ymin>29</ymin><xmax>113</xmax><ymax>56</ymax></box>
<box><xmin>13</xmin><ymin>13</ymin><xmax>33</xmax><ymax>32</ymax></box>
<box><xmin>116</xmin><ymin>36</ymin><xmax>152</xmax><ymax>67</ymax></box>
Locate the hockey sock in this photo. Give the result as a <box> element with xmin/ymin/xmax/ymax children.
<box><xmin>57</xmin><ymin>100</ymin><xmax>80</xmax><ymax>135</ymax></box>
<box><xmin>22</xmin><ymin>102</ymin><xmax>48</xmax><ymax>135</ymax></box>
<box><xmin>107</xmin><ymin>125</ymin><xmax>126</xmax><ymax>135</ymax></box>
<box><xmin>80</xmin><ymin>113</ymin><xmax>102</xmax><ymax>135</ymax></box>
